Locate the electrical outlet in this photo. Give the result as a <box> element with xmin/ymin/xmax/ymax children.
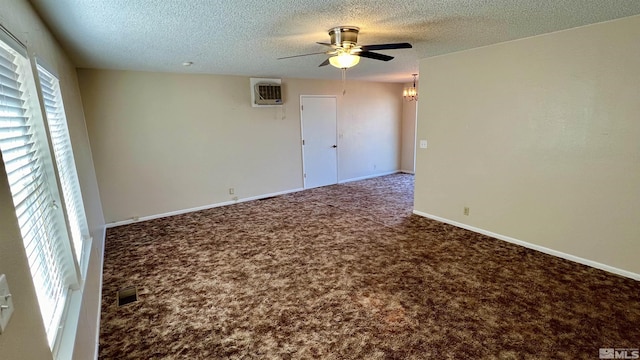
<box><xmin>229</xmin><ymin>188</ymin><xmax>234</xmax><ymax>195</ymax></box>
<box><xmin>464</xmin><ymin>207</ymin><xmax>470</xmax><ymax>216</ymax></box>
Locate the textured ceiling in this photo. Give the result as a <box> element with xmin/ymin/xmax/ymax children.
<box><xmin>28</xmin><ymin>0</ymin><xmax>640</xmax><ymax>83</ymax></box>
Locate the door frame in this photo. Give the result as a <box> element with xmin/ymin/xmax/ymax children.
<box><xmin>299</xmin><ymin>95</ymin><xmax>339</xmax><ymax>189</ymax></box>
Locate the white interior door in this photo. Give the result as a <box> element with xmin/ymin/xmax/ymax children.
<box><xmin>301</xmin><ymin>96</ymin><xmax>338</xmax><ymax>189</ymax></box>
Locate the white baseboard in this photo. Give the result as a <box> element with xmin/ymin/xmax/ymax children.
<box><xmin>339</xmin><ymin>170</ymin><xmax>400</xmax><ymax>184</ymax></box>
<box><xmin>107</xmin><ymin>172</ymin><xmax>409</xmax><ymax>228</ymax></box>
<box><xmin>106</xmin><ymin>188</ymin><xmax>305</xmax><ymax>228</ymax></box>
<box><xmin>413</xmin><ymin>210</ymin><xmax>640</xmax><ymax>281</ymax></box>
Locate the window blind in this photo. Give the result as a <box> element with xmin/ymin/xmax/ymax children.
<box><xmin>0</xmin><ymin>32</ymin><xmax>76</xmax><ymax>348</ymax></box>
<box><xmin>37</xmin><ymin>64</ymin><xmax>89</xmax><ymax>268</ymax></box>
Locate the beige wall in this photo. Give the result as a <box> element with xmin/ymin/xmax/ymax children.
<box><xmin>0</xmin><ymin>1</ymin><xmax>105</xmax><ymax>359</ymax></box>
<box><xmin>414</xmin><ymin>15</ymin><xmax>640</xmax><ymax>275</ymax></box>
<box><xmin>77</xmin><ymin>70</ymin><xmax>403</xmax><ymax>223</ymax></box>
<box><xmin>400</xmin><ymin>85</ymin><xmax>417</xmax><ymax>173</ymax></box>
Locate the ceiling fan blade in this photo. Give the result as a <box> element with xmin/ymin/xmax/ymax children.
<box><xmin>358</xmin><ymin>51</ymin><xmax>394</xmax><ymax>62</ymax></box>
<box><xmin>359</xmin><ymin>43</ymin><xmax>412</xmax><ymax>51</ymax></box>
<box><xmin>277</xmin><ymin>51</ymin><xmax>328</xmax><ymax>60</ymax></box>
<box><xmin>316</xmin><ymin>42</ymin><xmax>334</xmax><ymax>47</ymax></box>
<box><xmin>318</xmin><ymin>58</ymin><xmax>330</xmax><ymax>67</ymax></box>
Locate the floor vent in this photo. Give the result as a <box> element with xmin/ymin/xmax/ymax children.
<box><xmin>117</xmin><ymin>286</ymin><xmax>138</xmax><ymax>306</ymax></box>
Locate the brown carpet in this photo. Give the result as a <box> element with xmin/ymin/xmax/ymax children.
<box><xmin>99</xmin><ymin>173</ymin><xmax>639</xmax><ymax>359</ymax></box>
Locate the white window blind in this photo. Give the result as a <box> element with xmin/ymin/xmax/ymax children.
<box><xmin>0</xmin><ymin>31</ymin><xmax>77</xmax><ymax>348</ymax></box>
<box><xmin>37</xmin><ymin>64</ymin><xmax>89</xmax><ymax>269</ymax></box>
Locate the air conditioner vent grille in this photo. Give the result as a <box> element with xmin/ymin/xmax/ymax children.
<box><xmin>255</xmin><ymin>83</ymin><xmax>282</xmax><ymax>105</ymax></box>
<box><xmin>250</xmin><ymin>78</ymin><xmax>282</xmax><ymax>107</ymax></box>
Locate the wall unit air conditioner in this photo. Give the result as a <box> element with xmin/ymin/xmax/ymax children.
<box><xmin>250</xmin><ymin>78</ymin><xmax>283</xmax><ymax>107</ymax></box>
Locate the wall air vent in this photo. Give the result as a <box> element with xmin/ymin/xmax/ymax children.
<box><xmin>250</xmin><ymin>78</ymin><xmax>283</xmax><ymax>107</ymax></box>
<box><xmin>255</xmin><ymin>84</ymin><xmax>282</xmax><ymax>105</ymax></box>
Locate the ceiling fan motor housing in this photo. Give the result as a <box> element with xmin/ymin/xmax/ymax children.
<box><xmin>329</xmin><ymin>26</ymin><xmax>359</xmax><ymax>48</ymax></box>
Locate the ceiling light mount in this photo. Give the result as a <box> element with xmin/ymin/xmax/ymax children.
<box><xmin>328</xmin><ymin>26</ymin><xmax>360</xmax><ymax>48</ymax></box>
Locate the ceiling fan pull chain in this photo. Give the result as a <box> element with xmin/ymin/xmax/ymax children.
<box><xmin>342</xmin><ymin>68</ymin><xmax>346</xmax><ymax>95</ymax></box>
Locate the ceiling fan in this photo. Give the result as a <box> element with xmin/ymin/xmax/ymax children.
<box><xmin>278</xmin><ymin>26</ymin><xmax>412</xmax><ymax>69</ymax></box>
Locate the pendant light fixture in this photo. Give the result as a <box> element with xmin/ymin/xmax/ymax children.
<box><xmin>403</xmin><ymin>73</ymin><xmax>418</xmax><ymax>101</ymax></box>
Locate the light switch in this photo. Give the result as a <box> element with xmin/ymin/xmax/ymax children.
<box><xmin>0</xmin><ymin>274</ymin><xmax>14</xmax><ymax>334</ymax></box>
<box><xmin>419</xmin><ymin>140</ymin><xmax>428</xmax><ymax>149</ymax></box>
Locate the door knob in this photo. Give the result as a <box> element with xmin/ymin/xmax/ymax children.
<box><xmin>331</xmin><ymin>145</ymin><xmax>337</xmax><ymax>148</ymax></box>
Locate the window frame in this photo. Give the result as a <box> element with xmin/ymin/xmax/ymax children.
<box><xmin>0</xmin><ymin>24</ymin><xmax>85</xmax><ymax>358</ymax></box>
<box><xmin>35</xmin><ymin>59</ymin><xmax>92</xmax><ymax>278</ymax></box>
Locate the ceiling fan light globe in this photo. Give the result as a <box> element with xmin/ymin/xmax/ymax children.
<box><xmin>329</xmin><ymin>53</ymin><xmax>360</xmax><ymax>69</ymax></box>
